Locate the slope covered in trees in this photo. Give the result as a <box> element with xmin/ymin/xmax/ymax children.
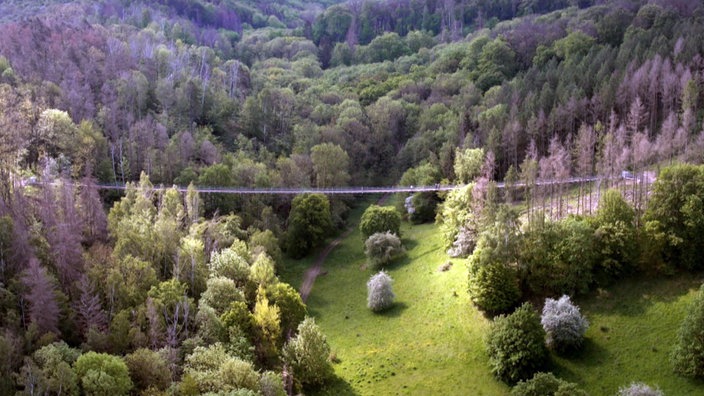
<box><xmin>2</xmin><ymin>0</ymin><xmax>704</xmax><ymax>394</ymax></box>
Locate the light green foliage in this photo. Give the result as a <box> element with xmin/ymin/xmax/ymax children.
<box><xmin>672</xmin><ymin>284</ymin><xmax>704</xmax><ymax>378</ymax></box>
<box><xmin>359</xmin><ymin>205</ymin><xmax>402</xmax><ymax>239</ymax></box>
<box><xmin>437</xmin><ymin>184</ymin><xmax>476</xmax><ymax>250</ymax></box>
<box><xmin>486</xmin><ymin>303</ymin><xmax>548</xmax><ymax>384</ymax></box>
<box><xmin>124</xmin><ymin>348</ymin><xmax>171</xmax><ymax>392</ymax></box>
<box><xmin>511</xmin><ymin>372</ymin><xmax>588</xmax><ymax>396</ymax></box>
<box><xmin>106</xmin><ymin>254</ymin><xmax>158</xmax><ymax>311</ymax></box>
<box><xmin>32</xmin><ymin>342</ymin><xmax>81</xmax><ymax>396</ymax></box>
<box><xmin>260</xmin><ymin>371</ymin><xmax>286</xmax><ymax>396</ymax></box>
<box><xmin>148</xmin><ymin>279</ymin><xmax>194</xmax><ymax>347</ymax></box>
<box><xmin>253</xmin><ymin>286</ymin><xmax>281</xmax><ymax>362</ymax></box>
<box><xmin>644</xmin><ymin>164</ymin><xmax>704</xmax><ymax>270</ymax></box>
<box><xmin>184</xmin><ymin>343</ymin><xmax>260</xmax><ymax>393</ymax></box>
<box><xmin>286</xmin><ymin>193</ymin><xmax>333</xmax><ymax>258</ymax></box>
<box><xmin>367</xmin><ymin>271</ymin><xmax>395</xmax><ymax>312</ymax></box>
<box><xmin>177</xmin><ymin>235</ymin><xmax>207</xmax><ymax>297</ymax></box>
<box><xmin>73</xmin><ymin>352</ymin><xmax>133</xmax><ymax>396</ymax></box>
<box><xmin>521</xmin><ymin>218</ymin><xmax>596</xmax><ymax>296</ymax></box>
<box><xmin>362</xmin><ymin>32</ymin><xmax>410</xmax><ymax>63</ymax></box>
<box><xmin>199</xmin><ymin>277</ymin><xmax>244</xmax><ymax>316</ymax></box>
<box><xmin>310</xmin><ymin>143</ymin><xmax>350</xmax><ymax>188</ymax></box>
<box><xmin>210</xmin><ymin>247</ymin><xmax>251</xmax><ymax>285</ymax></box>
<box><xmin>454</xmin><ymin>148</ymin><xmax>484</xmax><ymax>184</ymax></box>
<box><xmin>249</xmin><ymin>253</ymin><xmax>278</xmax><ymax>287</ymax></box>
<box><xmin>592</xmin><ymin>189</ymin><xmax>637</xmax><ymax>279</ymax></box>
<box><xmin>364</xmin><ymin>232</ymin><xmax>405</xmax><ymax>269</ymax></box>
<box><xmin>249</xmin><ymin>229</ymin><xmax>282</xmax><ymax>265</ymax></box>
<box><xmin>282</xmin><ymin>317</ymin><xmax>333</xmax><ymax>387</ymax></box>
<box><xmin>270</xmin><ymin>283</ymin><xmax>307</xmax><ymax>337</ymax></box>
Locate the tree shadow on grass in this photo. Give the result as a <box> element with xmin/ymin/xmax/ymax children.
<box><xmin>311</xmin><ymin>374</ymin><xmax>360</xmax><ymax>396</ymax></box>
<box><xmin>377</xmin><ymin>301</ymin><xmax>408</xmax><ymax>318</ymax></box>
<box><xmin>549</xmin><ymin>338</ymin><xmax>611</xmax><ymax>384</ymax></box>
<box><xmin>580</xmin><ymin>272</ymin><xmax>704</xmax><ymax>317</ymax></box>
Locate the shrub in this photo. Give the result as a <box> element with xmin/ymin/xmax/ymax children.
<box><xmin>541</xmin><ymin>295</ymin><xmax>589</xmax><ymax>352</ymax></box>
<box><xmin>282</xmin><ymin>317</ymin><xmax>333</xmax><ymax>387</ymax></box>
<box><xmin>73</xmin><ymin>352</ymin><xmax>133</xmax><ymax>396</ymax></box>
<box><xmin>521</xmin><ymin>218</ymin><xmax>595</xmax><ymax>296</ymax></box>
<box><xmin>367</xmin><ymin>271</ymin><xmax>395</xmax><ymax>312</ymax></box>
<box><xmin>364</xmin><ymin>232</ymin><xmax>405</xmax><ymax>269</ymax></box>
<box><xmin>259</xmin><ymin>371</ymin><xmax>286</xmax><ymax>396</ymax></box>
<box><xmin>617</xmin><ymin>382</ymin><xmax>663</xmax><ymax>396</ymax></box>
<box><xmin>672</xmin><ymin>284</ymin><xmax>704</xmax><ymax>378</ymax></box>
<box><xmin>360</xmin><ymin>205</ymin><xmax>401</xmax><ymax>239</ymax></box>
<box><xmin>286</xmin><ymin>194</ymin><xmax>333</xmax><ymax>259</ymax></box>
<box><xmin>467</xmin><ymin>246</ymin><xmax>520</xmax><ymax>314</ymax></box>
<box><xmin>511</xmin><ymin>372</ymin><xmax>588</xmax><ymax>396</ymax></box>
<box><xmin>486</xmin><ymin>303</ymin><xmax>548</xmax><ymax>384</ymax></box>
<box><xmin>124</xmin><ymin>348</ymin><xmax>171</xmax><ymax>392</ymax></box>
<box><xmin>592</xmin><ymin>189</ymin><xmax>637</xmax><ymax>280</ymax></box>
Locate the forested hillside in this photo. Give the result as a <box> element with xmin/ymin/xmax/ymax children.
<box><xmin>1</xmin><ymin>0</ymin><xmax>704</xmax><ymax>394</ymax></box>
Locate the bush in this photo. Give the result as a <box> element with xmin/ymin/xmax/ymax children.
<box><xmin>592</xmin><ymin>189</ymin><xmax>637</xmax><ymax>279</ymax></box>
<box><xmin>286</xmin><ymin>194</ymin><xmax>333</xmax><ymax>259</ymax></box>
<box><xmin>486</xmin><ymin>303</ymin><xmax>548</xmax><ymax>384</ymax></box>
<box><xmin>124</xmin><ymin>348</ymin><xmax>171</xmax><ymax>392</ymax></box>
<box><xmin>367</xmin><ymin>271</ymin><xmax>395</xmax><ymax>312</ymax></box>
<box><xmin>282</xmin><ymin>317</ymin><xmax>333</xmax><ymax>387</ymax></box>
<box><xmin>364</xmin><ymin>232</ymin><xmax>405</xmax><ymax>269</ymax></box>
<box><xmin>521</xmin><ymin>218</ymin><xmax>596</xmax><ymax>296</ymax></box>
<box><xmin>672</xmin><ymin>284</ymin><xmax>704</xmax><ymax>378</ymax></box>
<box><xmin>541</xmin><ymin>295</ymin><xmax>589</xmax><ymax>352</ymax></box>
<box><xmin>74</xmin><ymin>352</ymin><xmax>133</xmax><ymax>396</ymax></box>
<box><xmin>511</xmin><ymin>372</ymin><xmax>588</xmax><ymax>396</ymax></box>
<box><xmin>360</xmin><ymin>205</ymin><xmax>401</xmax><ymax>239</ymax></box>
<box><xmin>259</xmin><ymin>371</ymin><xmax>286</xmax><ymax>396</ymax></box>
<box><xmin>468</xmin><ymin>247</ymin><xmax>521</xmax><ymax>314</ymax></box>
<box><xmin>617</xmin><ymin>382</ymin><xmax>663</xmax><ymax>396</ymax></box>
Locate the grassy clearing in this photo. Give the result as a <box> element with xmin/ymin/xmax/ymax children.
<box><xmin>554</xmin><ymin>273</ymin><xmax>704</xmax><ymax>395</ymax></box>
<box><xmin>282</xmin><ymin>200</ymin><xmax>508</xmax><ymax>395</ymax></box>
<box><xmin>282</xmin><ymin>197</ymin><xmax>704</xmax><ymax>395</ymax></box>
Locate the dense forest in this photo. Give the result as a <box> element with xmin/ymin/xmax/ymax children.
<box><xmin>1</xmin><ymin>0</ymin><xmax>704</xmax><ymax>394</ymax></box>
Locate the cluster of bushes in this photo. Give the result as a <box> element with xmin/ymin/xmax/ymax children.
<box><xmin>466</xmin><ymin>165</ymin><xmax>704</xmax><ymax>316</ymax></box>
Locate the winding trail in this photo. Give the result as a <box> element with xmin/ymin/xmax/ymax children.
<box><xmin>299</xmin><ymin>194</ymin><xmax>391</xmax><ymax>302</ymax></box>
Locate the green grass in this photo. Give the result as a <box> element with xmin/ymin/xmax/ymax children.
<box><xmin>554</xmin><ymin>274</ymin><xmax>704</xmax><ymax>395</ymax></box>
<box><xmin>282</xmin><ymin>200</ymin><xmax>509</xmax><ymax>395</ymax></box>
<box><xmin>282</xmin><ymin>199</ymin><xmax>704</xmax><ymax>395</ymax></box>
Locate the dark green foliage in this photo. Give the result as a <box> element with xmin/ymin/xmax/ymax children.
<box><xmin>285</xmin><ymin>194</ymin><xmax>333</xmax><ymax>259</ymax></box>
<box><xmin>359</xmin><ymin>205</ymin><xmax>402</xmax><ymax>239</ymax></box>
<box><xmin>644</xmin><ymin>165</ymin><xmax>704</xmax><ymax>270</ymax></box>
<box><xmin>468</xmin><ymin>209</ymin><xmax>523</xmax><ymax>314</ymax></box>
<box><xmin>592</xmin><ymin>190</ymin><xmax>637</xmax><ymax>279</ymax></box>
<box><xmin>468</xmin><ymin>256</ymin><xmax>521</xmax><ymax>314</ymax></box>
<box><xmin>124</xmin><ymin>348</ymin><xmax>171</xmax><ymax>392</ymax></box>
<box><xmin>521</xmin><ymin>218</ymin><xmax>596</xmax><ymax>296</ymax></box>
<box><xmin>486</xmin><ymin>303</ymin><xmax>548</xmax><ymax>384</ymax></box>
<box><xmin>74</xmin><ymin>352</ymin><xmax>133</xmax><ymax>396</ymax></box>
<box><xmin>511</xmin><ymin>372</ymin><xmax>588</xmax><ymax>396</ymax></box>
<box><xmin>672</xmin><ymin>284</ymin><xmax>704</xmax><ymax>378</ymax></box>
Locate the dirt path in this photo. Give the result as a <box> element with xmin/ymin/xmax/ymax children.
<box><xmin>299</xmin><ymin>194</ymin><xmax>391</xmax><ymax>302</ymax></box>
